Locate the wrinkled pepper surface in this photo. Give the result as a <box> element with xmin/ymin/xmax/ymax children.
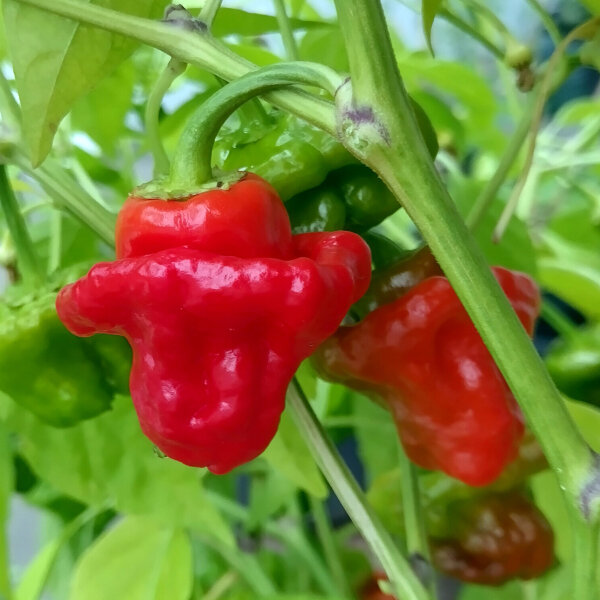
<box><xmin>431</xmin><ymin>491</ymin><xmax>554</xmax><ymax>584</ymax></box>
<box><xmin>0</xmin><ymin>290</ymin><xmax>130</xmax><ymax>427</ymax></box>
<box><xmin>314</xmin><ymin>266</ymin><xmax>540</xmax><ymax>486</ymax></box>
<box><xmin>57</xmin><ymin>174</ymin><xmax>371</xmax><ymax>473</ymax></box>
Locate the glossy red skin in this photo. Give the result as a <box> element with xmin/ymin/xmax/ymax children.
<box><xmin>314</xmin><ymin>267</ymin><xmax>540</xmax><ymax>486</ymax></box>
<box><xmin>56</xmin><ymin>232</ymin><xmax>371</xmax><ymax>473</ymax></box>
<box><xmin>431</xmin><ymin>492</ymin><xmax>554</xmax><ymax>584</ymax></box>
<box><xmin>116</xmin><ymin>174</ymin><xmax>294</xmax><ymax>260</ymax></box>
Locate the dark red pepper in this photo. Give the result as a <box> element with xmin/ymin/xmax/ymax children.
<box><xmin>430</xmin><ymin>491</ymin><xmax>554</xmax><ymax>584</ymax></box>
<box><xmin>314</xmin><ymin>267</ymin><xmax>540</xmax><ymax>486</ymax></box>
<box><xmin>57</xmin><ymin>175</ymin><xmax>371</xmax><ymax>473</ymax></box>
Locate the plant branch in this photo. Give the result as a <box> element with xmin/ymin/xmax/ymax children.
<box><xmin>8</xmin><ymin>150</ymin><xmax>116</xmax><ymax>245</ymax></box>
<box><xmin>273</xmin><ymin>0</ymin><xmax>299</xmax><ymax>60</ymax></box>
<box><xmin>493</xmin><ymin>18</ymin><xmax>600</xmax><ymax>242</ymax></box>
<box><xmin>524</xmin><ymin>0</ymin><xmax>562</xmax><ymax>46</ymax></box>
<box><xmin>308</xmin><ymin>495</ymin><xmax>352</xmax><ymax>598</ymax></box>
<box><xmin>332</xmin><ymin>0</ymin><xmax>596</xmax><ymax>537</ymax></box>
<box><xmin>206</xmin><ymin>491</ymin><xmax>338</xmax><ymax>596</ymax></box>
<box><xmin>13</xmin><ymin>0</ymin><xmax>337</xmax><ymax>136</ymax></box>
<box><xmin>198</xmin><ymin>0</ymin><xmax>223</xmax><ymax>26</ymax></box>
<box><xmin>466</xmin><ymin>92</ymin><xmax>538</xmax><ymax>230</ymax></box>
<box><xmin>398</xmin><ymin>444</ymin><xmax>429</xmax><ymax>562</ymax></box>
<box><xmin>288</xmin><ymin>380</ymin><xmax>430</xmax><ymax>600</ymax></box>
<box><xmin>0</xmin><ymin>164</ymin><xmax>43</xmax><ymax>285</ymax></box>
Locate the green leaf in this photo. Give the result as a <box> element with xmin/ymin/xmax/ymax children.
<box><xmin>70</xmin><ymin>61</ymin><xmax>135</xmax><ymax>154</ymax></box>
<box><xmin>212</xmin><ymin>8</ymin><xmax>330</xmax><ymax>37</ymax></box>
<box><xmin>2</xmin><ymin>0</ymin><xmax>168</xmax><ymax>166</ymax></box>
<box><xmin>0</xmin><ymin>424</ymin><xmax>12</xmax><ymax>599</ymax></box>
<box><xmin>15</xmin><ymin>538</ymin><xmax>62</xmax><ymax>600</ymax></box>
<box><xmin>69</xmin><ymin>516</ymin><xmax>193</xmax><ymax>600</ymax></box>
<box><xmin>8</xmin><ymin>395</ymin><xmax>233</xmax><ymax>545</ymax></box>
<box><xmin>262</xmin><ymin>407</ymin><xmax>327</xmax><ymax>498</ymax></box>
<box><xmin>578</xmin><ymin>0</ymin><xmax>600</xmax><ymax>15</ymax></box>
<box><xmin>567</xmin><ymin>400</ymin><xmax>600</xmax><ymax>453</ymax></box>
<box><xmin>539</xmin><ymin>234</ymin><xmax>600</xmax><ymax>320</ymax></box>
<box><xmin>351</xmin><ymin>395</ymin><xmax>398</xmax><ymax>484</ymax></box>
<box><xmin>422</xmin><ymin>0</ymin><xmax>443</xmax><ymax>55</ymax></box>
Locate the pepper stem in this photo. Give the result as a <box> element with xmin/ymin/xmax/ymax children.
<box><xmin>169</xmin><ymin>62</ymin><xmax>343</xmax><ymax>189</ymax></box>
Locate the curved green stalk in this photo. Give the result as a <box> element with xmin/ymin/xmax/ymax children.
<box><xmin>169</xmin><ymin>62</ymin><xmax>343</xmax><ymax>188</ymax></box>
<box><xmin>288</xmin><ymin>380</ymin><xmax>430</xmax><ymax>600</ymax></box>
<box><xmin>0</xmin><ymin>164</ymin><xmax>43</xmax><ymax>285</ymax></box>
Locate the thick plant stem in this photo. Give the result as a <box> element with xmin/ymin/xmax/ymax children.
<box><xmin>288</xmin><ymin>381</ymin><xmax>430</xmax><ymax>600</ymax></box>
<box><xmin>170</xmin><ymin>62</ymin><xmax>342</xmax><ymax>188</ymax></box>
<box><xmin>332</xmin><ymin>0</ymin><xmax>598</xmax><ymax>550</ymax></box>
<box><xmin>0</xmin><ymin>164</ymin><xmax>43</xmax><ymax>285</ymax></box>
<box><xmin>13</xmin><ymin>0</ymin><xmax>337</xmax><ymax>136</ymax></box>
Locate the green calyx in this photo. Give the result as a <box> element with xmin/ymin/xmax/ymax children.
<box><xmin>132</xmin><ymin>171</ymin><xmax>247</xmax><ymax>200</ymax></box>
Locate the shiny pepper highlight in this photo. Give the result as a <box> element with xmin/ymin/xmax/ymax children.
<box><xmin>56</xmin><ymin>174</ymin><xmax>371</xmax><ymax>473</ymax></box>
<box><xmin>314</xmin><ymin>267</ymin><xmax>540</xmax><ymax>486</ymax></box>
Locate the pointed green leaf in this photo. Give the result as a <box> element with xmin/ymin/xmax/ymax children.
<box><xmin>9</xmin><ymin>396</ymin><xmax>233</xmax><ymax>545</ymax></box>
<box><xmin>422</xmin><ymin>0</ymin><xmax>443</xmax><ymax>55</ymax></box>
<box><xmin>2</xmin><ymin>0</ymin><xmax>168</xmax><ymax>166</ymax></box>
<box><xmin>69</xmin><ymin>516</ymin><xmax>192</xmax><ymax>600</ymax></box>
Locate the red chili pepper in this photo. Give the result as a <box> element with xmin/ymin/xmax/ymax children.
<box><xmin>430</xmin><ymin>491</ymin><xmax>554</xmax><ymax>584</ymax></box>
<box><xmin>116</xmin><ymin>174</ymin><xmax>294</xmax><ymax>260</ymax></box>
<box><xmin>314</xmin><ymin>267</ymin><xmax>540</xmax><ymax>486</ymax></box>
<box><xmin>57</xmin><ymin>175</ymin><xmax>371</xmax><ymax>473</ymax></box>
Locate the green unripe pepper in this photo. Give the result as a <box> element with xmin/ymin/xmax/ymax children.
<box><xmin>361</xmin><ymin>231</ymin><xmax>411</xmax><ymax>270</ymax></box>
<box><xmin>0</xmin><ymin>290</ymin><xmax>131</xmax><ymax>427</ymax></box>
<box><xmin>213</xmin><ymin>113</ymin><xmax>355</xmax><ymax>201</ymax></box>
<box><xmin>213</xmin><ymin>96</ymin><xmax>437</xmax><ymax>204</ymax></box>
<box><xmin>545</xmin><ymin>323</ymin><xmax>600</xmax><ymax>406</ymax></box>
<box><xmin>330</xmin><ymin>165</ymin><xmax>399</xmax><ymax>230</ymax></box>
<box><xmin>285</xmin><ymin>186</ymin><xmax>346</xmax><ymax>234</ymax></box>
